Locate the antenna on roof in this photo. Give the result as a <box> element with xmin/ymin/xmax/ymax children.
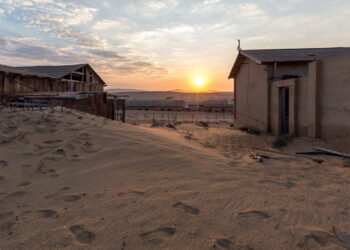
<box><xmin>237</xmin><ymin>39</ymin><xmax>241</xmax><ymax>51</ymax></box>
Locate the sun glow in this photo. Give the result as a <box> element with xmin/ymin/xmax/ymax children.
<box><xmin>194</xmin><ymin>77</ymin><xmax>205</xmax><ymax>87</ymax></box>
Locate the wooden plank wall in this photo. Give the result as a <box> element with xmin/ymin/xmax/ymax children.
<box><xmin>0</xmin><ymin>72</ymin><xmax>104</xmax><ymax>94</ymax></box>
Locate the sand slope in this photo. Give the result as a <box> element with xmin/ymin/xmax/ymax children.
<box><xmin>1</xmin><ymin>107</ymin><xmax>350</xmax><ymax>250</ymax></box>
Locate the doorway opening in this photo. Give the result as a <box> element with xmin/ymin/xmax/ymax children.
<box><xmin>279</xmin><ymin>87</ymin><xmax>289</xmax><ymax>135</ymax></box>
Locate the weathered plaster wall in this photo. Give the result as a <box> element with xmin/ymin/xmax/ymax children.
<box><xmin>273</xmin><ymin>62</ymin><xmax>309</xmax><ymax>79</ymax></box>
<box><xmin>234</xmin><ymin>58</ymin><xmax>269</xmax><ymax>131</ymax></box>
<box><xmin>318</xmin><ymin>53</ymin><xmax>350</xmax><ymax>152</ymax></box>
<box><xmin>296</xmin><ymin>77</ymin><xmax>309</xmax><ymax>136</ymax></box>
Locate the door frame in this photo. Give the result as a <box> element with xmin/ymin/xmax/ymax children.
<box><xmin>271</xmin><ymin>79</ymin><xmax>297</xmax><ymax>136</ymax></box>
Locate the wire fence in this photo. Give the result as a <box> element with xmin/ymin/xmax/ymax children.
<box><xmin>125</xmin><ymin>110</ymin><xmax>234</xmax><ymax>124</ymax></box>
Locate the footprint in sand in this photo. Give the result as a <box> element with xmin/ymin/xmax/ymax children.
<box><xmin>54</xmin><ymin>148</ymin><xmax>66</xmax><ymax>156</ymax></box>
<box><xmin>81</xmin><ymin>141</ymin><xmax>100</xmax><ymax>153</ymax></box>
<box><xmin>237</xmin><ymin>210</ymin><xmax>270</xmax><ymax>219</ymax></box>
<box><xmin>297</xmin><ymin>230</ymin><xmax>350</xmax><ymax>249</ymax></box>
<box><xmin>37</xmin><ymin>209</ymin><xmax>59</xmax><ymax>218</ymax></box>
<box><xmin>17</xmin><ymin>181</ymin><xmax>31</xmax><ymax>187</ymax></box>
<box><xmin>6</xmin><ymin>191</ymin><xmax>27</xmax><ymax>198</ymax></box>
<box><xmin>172</xmin><ymin>202</ymin><xmax>201</xmax><ymax>215</ymax></box>
<box><xmin>0</xmin><ymin>211</ymin><xmax>15</xmax><ymax>220</ymax></box>
<box><xmin>69</xmin><ymin>225</ymin><xmax>96</xmax><ymax>244</ymax></box>
<box><xmin>0</xmin><ymin>160</ymin><xmax>8</xmax><ymax>167</ymax></box>
<box><xmin>0</xmin><ymin>221</ymin><xmax>15</xmax><ymax>232</ymax></box>
<box><xmin>61</xmin><ymin>194</ymin><xmax>84</xmax><ymax>202</ymax></box>
<box><xmin>48</xmin><ymin>169</ymin><xmax>59</xmax><ymax>178</ymax></box>
<box><xmin>139</xmin><ymin>227</ymin><xmax>176</xmax><ymax>244</ymax></box>
<box><xmin>44</xmin><ymin>140</ymin><xmax>63</xmax><ymax>145</ymax></box>
<box><xmin>216</xmin><ymin>238</ymin><xmax>235</xmax><ymax>249</ymax></box>
<box><xmin>215</xmin><ymin>238</ymin><xmax>254</xmax><ymax>250</ymax></box>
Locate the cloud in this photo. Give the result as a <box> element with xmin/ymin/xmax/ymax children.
<box><xmin>239</xmin><ymin>3</ymin><xmax>264</xmax><ymax>17</ymax></box>
<box><xmin>123</xmin><ymin>0</ymin><xmax>179</xmax><ymax>14</ymax></box>
<box><xmin>0</xmin><ymin>8</ymin><xmax>4</xmax><ymax>16</ymax></box>
<box><xmin>88</xmin><ymin>49</ymin><xmax>127</xmax><ymax>60</ymax></box>
<box><xmin>0</xmin><ymin>0</ymin><xmax>101</xmax><ymax>47</ymax></box>
<box><xmin>0</xmin><ymin>36</ymin><xmax>76</xmax><ymax>63</ymax></box>
<box><xmin>92</xmin><ymin>18</ymin><xmax>134</xmax><ymax>31</ymax></box>
<box><xmin>0</xmin><ymin>35</ymin><xmax>168</xmax><ymax>77</ymax></box>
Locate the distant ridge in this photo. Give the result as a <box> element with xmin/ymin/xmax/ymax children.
<box><xmin>106</xmin><ymin>88</ymin><xmax>146</xmax><ymax>92</ymax></box>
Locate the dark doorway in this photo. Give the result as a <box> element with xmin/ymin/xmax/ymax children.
<box><xmin>279</xmin><ymin>87</ymin><xmax>289</xmax><ymax>135</ymax></box>
<box><xmin>0</xmin><ymin>76</ymin><xmax>4</xmax><ymax>94</ymax></box>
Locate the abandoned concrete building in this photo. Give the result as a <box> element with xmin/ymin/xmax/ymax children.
<box><xmin>229</xmin><ymin>47</ymin><xmax>350</xmax><ymax>151</ymax></box>
<box><xmin>0</xmin><ymin>63</ymin><xmax>105</xmax><ymax>94</ymax></box>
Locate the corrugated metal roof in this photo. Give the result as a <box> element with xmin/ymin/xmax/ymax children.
<box><xmin>0</xmin><ymin>64</ymin><xmax>57</xmax><ymax>78</ymax></box>
<box><xmin>18</xmin><ymin>64</ymin><xmax>86</xmax><ymax>78</ymax></box>
<box><xmin>229</xmin><ymin>47</ymin><xmax>350</xmax><ymax>79</ymax></box>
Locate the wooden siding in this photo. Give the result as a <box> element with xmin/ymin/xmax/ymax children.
<box><xmin>0</xmin><ymin>72</ymin><xmax>104</xmax><ymax>94</ymax></box>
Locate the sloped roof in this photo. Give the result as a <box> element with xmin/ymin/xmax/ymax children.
<box><xmin>0</xmin><ymin>64</ymin><xmax>58</xmax><ymax>78</ymax></box>
<box><xmin>228</xmin><ymin>47</ymin><xmax>350</xmax><ymax>79</ymax></box>
<box><xmin>18</xmin><ymin>64</ymin><xmax>86</xmax><ymax>78</ymax></box>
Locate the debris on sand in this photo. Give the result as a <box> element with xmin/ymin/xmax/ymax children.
<box><xmin>166</xmin><ymin>123</ymin><xmax>176</xmax><ymax>130</ymax></box>
<box><xmin>196</xmin><ymin>121</ymin><xmax>209</xmax><ymax>128</ymax></box>
<box><xmin>249</xmin><ymin>153</ymin><xmax>263</xmax><ymax>162</ymax></box>
<box><xmin>184</xmin><ymin>132</ymin><xmax>194</xmax><ymax>140</ymax></box>
<box><xmin>239</xmin><ymin>127</ymin><xmax>261</xmax><ymax>135</ymax></box>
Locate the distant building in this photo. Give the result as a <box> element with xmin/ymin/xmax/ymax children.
<box><xmin>184</xmin><ymin>102</ymin><xmax>204</xmax><ymax>111</ymax></box>
<box><xmin>202</xmin><ymin>100</ymin><xmax>233</xmax><ymax>113</ymax></box>
<box><xmin>228</xmin><ymin>47</ymin><xmax>350</xmax><ymax>150</ymax></box>
<box><xmin>125</xmin><ymin>100</ymin><xmax>185</xmax><ymax>111</ymax></box>
<box><xmin>0</xmin><ymin>63</ymin><xmax>105</xmax><ymax>94</ymax></box>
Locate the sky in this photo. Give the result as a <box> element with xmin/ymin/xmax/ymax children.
<box><xmin>0</xmin><ymin>0</ymin><xmax>350</xmax><ymax>92</ymax></box>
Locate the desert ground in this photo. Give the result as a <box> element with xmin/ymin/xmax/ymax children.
<box><xmin>1</xmin><ymin>107</ymin><xmax>350</xmax><ymax>250</ymax></box>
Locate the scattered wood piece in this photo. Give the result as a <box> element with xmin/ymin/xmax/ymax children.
<box><xmin>184</xmin><ymin>133</ymin><xmax>194</xmax><ymax>140</ymax></box>
<box><xmin>252</xmin><ymin>147</ymin><xmax>323</xmax><ymax>163</ymax></box>
<box><xmin>166</xmin><ymin>123</ymin><xmax>176</xmax><ymax>130</ymax></box>
<box><xmin>256</xmin><ymin>153</ymin><xmax>291</xmax><ymax>160</ymax></box>
<box><xmin>256</xmin><ymin>153</ymin><xmax>272</xmax><ymax>159</ymax></box>
<box><xmin>252</xmin><ymin>148</ymin><xmax>293</xmax><ymax>157</ymax></box>
<box><xmin>315</xmin><ymin>147</ymin><xmax>350</xmax><ymax>159</ymax></box>
<box><xmin>296</xmin><ymin>151</ymin><xmax>331</xmax><ymax>156</ymax></box>
<box><xmin>249</xmin><ymin>153</ymin><xmax>263</xmax><ymax>162</ymax></box>
<box><xmin>312</xmin><ymin>159</ymin><xmax>325</xmax><ymax>164</ymax></box>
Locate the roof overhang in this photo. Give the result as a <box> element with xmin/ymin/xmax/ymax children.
<box><xmin>228</xmin><ymin>51</ymin><xmax>314</xmax><ymax>79</ymax></box>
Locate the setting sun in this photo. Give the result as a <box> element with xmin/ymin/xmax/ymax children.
<box><xmin>194</xmin><ymin>77</ymin><xmax>205</xmax><ymax>87</ymax></box>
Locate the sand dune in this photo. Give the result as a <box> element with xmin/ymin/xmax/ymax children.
<box><xmin>1</xmin><ymin>107</ymin><xmax>350</xmax><ymax>249</ymax></box>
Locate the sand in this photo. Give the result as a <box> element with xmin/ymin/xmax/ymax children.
<box><xmin>1</xmin><ymin>107</ymin><xmax>350</xmax><ymax>250</ymax></box>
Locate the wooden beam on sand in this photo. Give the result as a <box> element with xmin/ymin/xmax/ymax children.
<box><xmin>315</xmin><ymin>147</ymin><xmax>350</xmax><ymax>159</ymax></box>
<box><xmin>252</xmin><ymin>147</ymin><xmax>324</xmax><ymax>164</ymax></box>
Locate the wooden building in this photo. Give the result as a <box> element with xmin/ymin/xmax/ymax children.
<box><xmin>0</xmin><ymin>63</ymin><xmax>105</xmax><ymax>94</ymax></box>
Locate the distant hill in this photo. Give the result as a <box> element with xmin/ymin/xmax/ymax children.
<box><xmin>107</xmin><ymin>90</ymin><xmax>233</xmax><ymax>102</ymax></box>
<box><xmin>106</xmin><ymin>88</ymin><xmax>145</xmax><ymax>92</ymax></box>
